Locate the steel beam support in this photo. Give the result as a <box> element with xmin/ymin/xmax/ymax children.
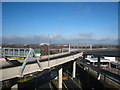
<box><xmin>20</xmin><ymin>48</ymin><xmax>41</xmax><ymax>76</ymax></box>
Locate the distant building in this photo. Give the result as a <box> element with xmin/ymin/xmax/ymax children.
<box><xmin>39</xmin><ymin>43</ymin><xmax>49</xmax><ymax>46</ymax></box>
<box><xmin>85</xmin><ymin>55</ymin><xmax>116</xmax><ymax>67</ymax></box>
<box><xmin>104</xmin><ymin>57</ymin><xmax>116</xmax><ymax>62</ymax></box>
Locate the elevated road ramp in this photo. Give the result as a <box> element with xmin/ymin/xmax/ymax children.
<box><xmin>0</xmin><ymin>48</ymin><xmax>83</xmax><ymax>81</ymax></box>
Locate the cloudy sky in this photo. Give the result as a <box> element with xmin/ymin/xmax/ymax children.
<box><xmin>2</xmin><ymin>2</ymin><xmax>118</xmax><ymax>45</ymax></box>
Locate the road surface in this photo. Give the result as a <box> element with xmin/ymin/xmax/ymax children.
<box><xmin>63</xmin><ymin>78</ymin><xmax>82</xmax><ymax>89</ymax></box>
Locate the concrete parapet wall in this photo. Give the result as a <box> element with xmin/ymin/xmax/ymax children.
<box><xmin>40</xmin><ymin>52</ymin><xmax>69</xmax><ymax>59</ymax></box>
<box><xmin>87</xmin><ymin>66</ymin><xmax>120</xmax><ymax>89</ymax></box>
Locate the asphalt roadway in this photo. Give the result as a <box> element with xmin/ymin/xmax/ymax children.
<box><xmin>35</xmin><ymin>70</ymin><xmax>51</xmax><ymax>89</ymax></box>
<box><xmin>63</xmin><ymin>78</ymin><xmax>82</xmax><ymax>90</ymax></box>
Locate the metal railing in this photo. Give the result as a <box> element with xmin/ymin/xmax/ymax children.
<box><xmin>0</xmin><ymin>48</ymin><xmax>30</xmax><ymax>58</ymax></box>
<box><xmin>0</xmin><ymin>48</ymin><xmax>41</xmax><ymax>76</ymax></box>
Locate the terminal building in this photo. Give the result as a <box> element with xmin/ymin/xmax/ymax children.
<box><xmin>85</xmin><ymin>55</ymin><xmax>116</xmax><ymax>68</ymax></box>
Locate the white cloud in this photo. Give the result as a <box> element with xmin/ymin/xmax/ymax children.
<box><xmin>49</xmin><ymin>33</ymin><xmax>61</xmax><ymax>39</ymax></box>
<box><xmin>79</xmin><ymin>32</ymin><xmax>94</xmax><ymax>38</ymax></box>
<box><xmin>2</xmin><ymin>34</ymin><xmax>118</xmax><ymax>45</ymax></box>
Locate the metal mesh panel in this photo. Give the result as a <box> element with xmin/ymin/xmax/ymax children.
<box><xmin>0</xmin><ymin>48</ymin><xmax>30</xmax><ymax>57</ymax></box>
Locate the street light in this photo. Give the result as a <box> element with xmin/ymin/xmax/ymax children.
<box><xmin>68</xmin><ymin>44</ymin><xmax>71</xmax><ymax>53</ymax></box>
<box><xmin>48</xmin><ymin>34</ymin><xmax>51</xmax><ymax>67</ymax></box>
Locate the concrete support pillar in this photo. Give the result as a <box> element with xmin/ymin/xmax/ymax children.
<box><xmin>11</xmin><ymin>84</ymin><xmax>18</xmax><ymax>90</ymax></box>
<box><xmin>97</xmin><ymin>73</ymin><xmax>101</xmax><ymax>80</ymax></box>
<box><xmin>61</xmin><ymin>48</ymin><xmax>63</xmax><ymax>53</ymax></box>
<box><xmin>83</xmin><ymin>54</ymin><xmax>87</xmax><ymax>63</ymax></box>
<box><xmin>58</xmin><ymin>67</ymin><xmax>62</xmax><ymax>89</ymax></box>
<box><xmin>83</xmin><ymin>54</ymin><xmax>85</xmax><ymax>59</ymax></box>
<box><xmin>98</xmin><ymin>56</ymin><xmax>101</xmax><ymax>67</ymax></box>
<box><xmin>72</xmin><ymin>61</ymin><xmax>76</xmax><ymax>78</ymax></box>
<box><xmin>109</xmin><ymin>62</ymin><xmax>111</xmax><ymax>68</ymax></box>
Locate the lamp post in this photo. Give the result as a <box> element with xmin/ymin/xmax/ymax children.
<box><xmin>68</xmin><ymin>44</ymin><xmax>70</xmax><ymax>53</ymax></box>
<box><xmin>48</xmin><ymin>35</ymin><xmax>51</xmax><ymax>67</ymax></box>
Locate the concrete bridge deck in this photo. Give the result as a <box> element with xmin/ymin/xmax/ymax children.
<box><xmin>0</xmin><ymin>52</ymin><xmax>83</xmax><ymax>81</ymax></box>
